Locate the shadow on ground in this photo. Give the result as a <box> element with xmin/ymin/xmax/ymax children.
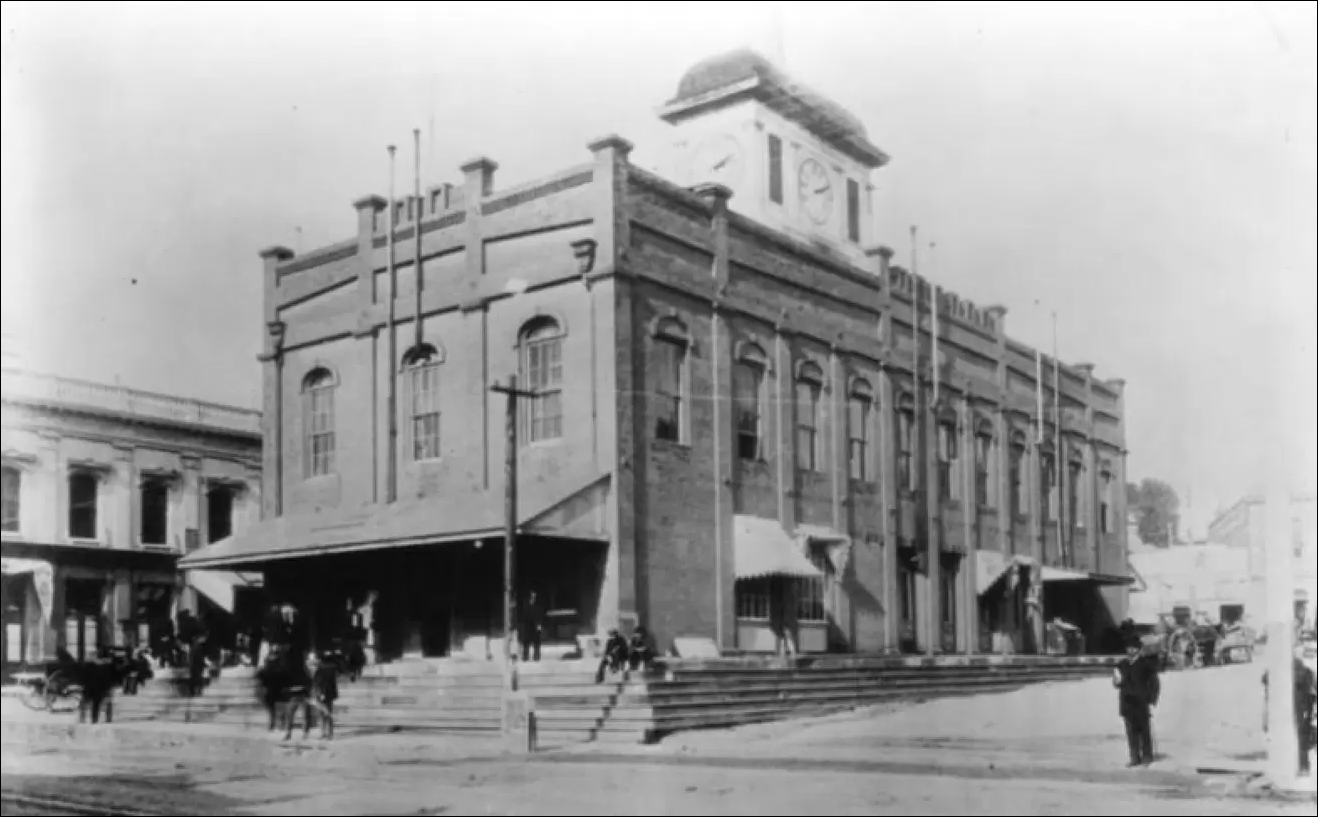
<box><xmin>2</xmin><ymin>772</ymin><xmax>244</xmax><ymax>815</ymax></box>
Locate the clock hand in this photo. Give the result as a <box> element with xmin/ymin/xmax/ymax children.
<box><xmin>713</xmin><ymin>155</ymin><xmax>732</xmax><ymax>171</ymax></box>
<box><xmin>814</xmin><ymin>185</ymin><xmax>829</xmax><ymax>194</ymax></box>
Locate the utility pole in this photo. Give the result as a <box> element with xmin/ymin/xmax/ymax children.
<box><xmin>490</xmin><ymin>375</ymin><xmax>539</xmax><ymax>689</ymax></box>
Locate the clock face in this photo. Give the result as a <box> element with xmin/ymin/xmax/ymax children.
<box><xmin>797</xmin><ymin>158</ymin><xmax>834</xmax><ymax>226</ymax></box>
<box><xmin>689</xmin><ymin>134</ymin><xmax>744</xmax><ymax>189</ymax></box>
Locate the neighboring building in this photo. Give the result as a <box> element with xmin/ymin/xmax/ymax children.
<box><xmin>180</xmin><ymin>49</ymin><xmax>1130</xmax><ymax>660</ymax></box>
<box><xmin>1207</xmin><ymin>492</ymin><xmax>1318</xmax><ymax>628</ymax></box>
<box><xmin>1</xmin><ymin>367</ymin><xmax>263</xmax><ymax>678</ymax></box>
<box><xmin>1126</xmin><ymin>540</ymin><xmax>1252</xmax><ymax>627</ymax></box>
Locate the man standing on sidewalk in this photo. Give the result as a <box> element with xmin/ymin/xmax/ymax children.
<box><xmin>1114</xmin><ymin>635</ymin><xmax>1162</xmax><ymax>768</ymax></box>
<box><xmin>1263</xmin><ymin>649</ymin><xmax>1317</xmax><ymax>777</ymax></box>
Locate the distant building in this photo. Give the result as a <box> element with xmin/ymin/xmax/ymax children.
<box><xmin>1</xmin><ymin>367</ymin><xmax>262</xmax><ymax>677</ymax></box>
<box><xmin>1206</xmin><ymin>492</ymin><xmax>1318</xmax><ymax>628</ymax></box>
<box><xmin>1126</xmin><ymin>541</ymin><xmax>1252</xmax><ymax>627</ymax></box>
<box><xmin>181</xmin><ymin>49</ymin><xmax>1131</xmax><ymax>660</ymax></box>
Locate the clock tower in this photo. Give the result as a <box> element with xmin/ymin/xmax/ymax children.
<box><xmin>657</xmin><ymin>49</ymin><xmax>890</xmax><ymax>262</ymax></box>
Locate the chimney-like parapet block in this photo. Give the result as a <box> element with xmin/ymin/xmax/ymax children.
<box><xmin>690</xmin><ymin>182</ymin><xmax>733</xmax><ymax>207</ymax></box>
<box><xmin>353</xmin><ymin>195</ymin><xmax>387</xmax><ymax>236</ymax></box>
<box><xmin>460</xmin><ymin>156</ymin><xmax>498</xmax><ymax>199</ymax></box>
<box><xmin>587</xmin><ymin>134</ymin><xmax>635</xmax><ymax>159</ymax></box>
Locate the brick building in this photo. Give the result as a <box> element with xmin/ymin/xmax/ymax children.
<box><xmin>180</xmin><ymin>50</ymin><xmax>1131</xmax><ymax>660</ymax></box>
<box><xmin>1</xmin><ymin>366</ymin><xmax>263</xmax><ymax>679</ymax></box>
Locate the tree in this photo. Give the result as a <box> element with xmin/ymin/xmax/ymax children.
<box><xmin>1126</xmin><ymin>478</ymin><xmax>1181</xmax><ymax>547</ymax></box>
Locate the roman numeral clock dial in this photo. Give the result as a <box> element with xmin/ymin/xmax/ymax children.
<box><xmin>797</xmin><ymin>158</ymin><xmax>834</xmax><ymax>226</ymax></box>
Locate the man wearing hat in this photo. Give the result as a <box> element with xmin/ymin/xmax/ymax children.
<box><xmin>1113</xmin><ymin>633</ymin><xmax>1162</xmax><ymax>767</ymax></box>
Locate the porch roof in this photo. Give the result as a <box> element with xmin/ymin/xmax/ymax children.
<box><xmin>1041</xmin><ymin>566</ymin><xmax>1135</xmax><ymax>586</ymax></box>
<box><xmin>179</xmin><ymin>472</ymin><xmax>611</xmax><ymax>570</ymax></box>
<box><xmin>735</xmin><ymin>515</ymin><xmax>824</xmax><ymax>580</ymax></box>
<box><xmin>976</xmin><ymin>550</ymin><xmax>1037</xmax><ymax>595</ymax></box>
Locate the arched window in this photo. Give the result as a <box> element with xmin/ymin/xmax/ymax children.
<box><xmin>1008</xmin><ymin>431</ymin><xmax>1028</xmax><ymax>520</ymax></box>
<box><xmin>303</xmin><ymin>367</ymin><xmax>337</xmax><ymax>477</ymax></box>
<box><xmin>973</xmin><ymin>419</ymin><xmax>994</xmax><ymax>508</ymax></box>
<box><xmin>795</xmin><ymin>361</ymin><xmax>824</xmax><ymax>473</ymax></box>
<box><xmin>896</xmin><ymin>392</ymin><xmax>916</xmax><ymax>492</ymax></box>
<box><xmin>936</xmin><ymin>409</ymin><xmax>959</xmax><ymax>501</ymax></box>
<box><xmin>520</xmin><ymin>318</ymin><xmax>564</xmax><ymax>444</ymax></box>
<box><xmin>404</xmin><ymin>345</ymin><xmax>443</xmax><ymax>461</ymax></box>
<box><xmin>653</xmin><ymin>319</ymin><xmax>689</xmax><ymax>444</ymax></box>
<box><xmin>733</xmin><ymin>343</ymin><xmax>768</xmax><ymax>461</ymax></box>
<box><xmin>848</xmin><ymin>379</ymin><xmax>874</xmax><ymax>482</ymax></box>
<box><xmin>1039</xmin><ymin>441</ymin><xmax>1057</xmax><ymax>523</ymax></box>
<box><xmin>1099</xmin><ymin>461</ymin><xmax>1114</xmax><ymax>534</ymax></box>
<box><xmin>2</xmin><ymin>465</ymin><xmax>21</xmax><ymax>533</ymax></box>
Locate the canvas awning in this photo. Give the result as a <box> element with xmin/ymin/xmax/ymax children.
<box><xmin>179</xmin><ymin>472</ymin><xmax>611</xmax><ymax>570</ymax></box>
<box><xmin>734</xmin><ymin>515</ymin><xmax>825</xmax><ymax>580</ymax></box>
<box><xmin>976</xmin><ymin>551</ymin><xmax>1037</xmax><ymax>595</ymax></box>
<box><xmin>186</xmin><ymin>569</ymin><xmax>263</xmax><ymax>615</ymax></box>
<box><xmin>794</xmin><ymin>523</ymin><xmax>852</xmax><ymax>575</ymax></box>
<box><xmin>1040</xmin><ymin>566</ymin><xmax>1134</xmax><ymax>587</ymax></box>
<box><xmin>1</xmin><ymin>557</ymin><xmax>53</xmax><ymax>625</ymax></box>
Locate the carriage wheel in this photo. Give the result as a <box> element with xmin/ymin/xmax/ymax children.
<box><xmin>44</xmin><ymin>671</ymin><xmax>80</xmax><ymax>714</ymax></box>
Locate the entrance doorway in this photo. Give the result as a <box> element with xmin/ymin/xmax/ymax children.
<box><xmin>64</xmin><ymin>578</ymin><xmax>103</xmax><ymax>661</ymax></box>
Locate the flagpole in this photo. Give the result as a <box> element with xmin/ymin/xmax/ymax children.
<box><xmin>386</xmin><ymin>145</ymin><xmax>399</xmax><ymax>504</ymax></box>
<box><xmin>413</xmin><ymin>128</ymin><xmax>424</xmax><ymax>350</ymax></box>
<box><xmin>1052</xmin><ymin>311</ymin><xmax>1066</xmax><ymax>565</ymax></box>
<box><xmin>912</xmin><ymin>225</ymin><xmax>938</xmax><ymax>657</ymax></box>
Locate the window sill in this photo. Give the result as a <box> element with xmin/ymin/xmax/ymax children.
<box><xmin>651</xmin><ymin>438</ymin><xmax>692</xmax><ymax>452</ymax></box>
<box><xmin>66</xmin><ymin>537</ymin><xmax>104</xmax><ymax>547</ymax></box>
<box><xmin>848</xmin><ymin>478</ymin><xmax>879</xmax><ymax>490</ymax></box>
<box><xmin>976</xmin><ymin>505</ymin><xmax>999</xmax><ymax>516</ymax></box>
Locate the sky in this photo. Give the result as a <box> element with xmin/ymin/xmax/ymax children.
<box><xmin>2</xmin><ymin>1</ymin><xmax>1315</xmax><ymax>531</ymax></box>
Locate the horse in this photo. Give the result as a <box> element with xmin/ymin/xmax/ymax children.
<box><xmin>255</xmin><ymin>645</ymin><xmax>333</xmax><ymax>740</ymax></box>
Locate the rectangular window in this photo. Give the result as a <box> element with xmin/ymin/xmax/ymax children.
<box><xmin>307</xmin><ymin>387</ymin><xmax>335</xmax><ymax>476</ymax></box>
<box><xmin>940</xmin><ymin>566</ymin><xmax>957</xmax><ymax>627</ymax></box>
<box><xmin>68</xmin><ymin>472</ymin><xmax>98</xmax><ymax>540</ymax></box>
<box><xmin>411</xmin><ymin>363</ymin><xmax>442</xmax><ymax>460</ymax></box>
<box><xmin>846</xmin><ymin>178</ymin><xmax>861</xmax><ymax>243</ymax></box>
<box><xmin>207</xmin><ymin>486</ymin><xmax>234</xmax><ymax>544</ymax></box>
<box><xmin>524</xmin><ymin>337</ymin><xmax>564</xmax><ymax>443</ymax></box>
<box><xmin>898</xmin><ymin>554</ymin><xmax>917</xmax><ymax>624</ymax></box>
<box><xmin>734</xmin><ymin>578</ymin><xmax>771</xmax><ymax>619</ymax></box>
<box><xmin>140</xmin><ymin>478</ymin><xmax>170</xmax><ymax>546</ymax></box>
<box><xmin>768</xmin><ymin>134</ymin><xmax>784</xmax><ymax>204</ymax></box>
<box><xmin>898</xmin><ymin>411</ymin><xmax>915</xmax><ymax>491</ymax></box>
<box><xmin>848</xmin><ymin>395</ymin><xmax>872</xmax><ymax>481</ymax></box>
<box><xmin>654</xmin><ymin>338</ymin><xmax>686</xmax><ymax>443</ymax></box>
<box><xmin>796</xmin><ymin>380</ymin><xmax>821</xmax><ymax>472</ymax></box>
<box><xmin>796</xmin><ymin>554</ymin><xmax>828</xmax><ymax>623</ymax></box>
<box><xmin>733</xmin><ymin>362</ymin><xmax>764</xmax><ymax>460</ymax></box>
<box><xmin>1</xmin><ymin>466</ymin><xmax>19</xmax><ymax>533</ymax></box>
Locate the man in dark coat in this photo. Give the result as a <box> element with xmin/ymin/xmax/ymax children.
<box><xmin>519</xmin><ymin>591</ymin><xmax>544</xmax><ymax>663</ymax></box>
<box><xmin>1113</xmin><ymin>635</ymin><xmax>1161</xmax><ymax>767</ymax></box>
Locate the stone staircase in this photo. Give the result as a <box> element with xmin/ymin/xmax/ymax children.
<box><xmin>110</xmin><ymin>654</ymin><xmax>1119</xmax><ymax>745</ymax></box>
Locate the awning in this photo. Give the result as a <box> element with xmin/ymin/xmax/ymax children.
<box><xmin>186</xmin><ymin>569</ymin><xmax>263</xmax><ymax>615</ymax></box>
<box><xmin>794</xmin><ymin>523</ymin><xmax>852</xmax><ymax>575</ymax></box>
<box><xmin>735</xmin><ymin>515</ymin><xmax>825</xmax><ymax>580</ymax></box>
<box><xmin>976</xmin><ymin>551</ymin><xmax>1038</xmax><ymax>595</ymax></box>
<box><xmin>180</xmin><ymin>471</ymin><xmax>611</xmax><ymax>569</ymax></box>
<box><xmin>1</xmin><ymin>557</ymin><xmax>53</xmax><ymax>625</ymax></box>
<box><xmin>1042</xmin><ymin>566</ymin><xmax>1136</xmax><ymax>586</ymax></box>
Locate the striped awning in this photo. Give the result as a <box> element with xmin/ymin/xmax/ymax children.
<box><xmin>734</xmin><ymin>515</ymin><xmax>824</xmax><ymax>580</ymax></box>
